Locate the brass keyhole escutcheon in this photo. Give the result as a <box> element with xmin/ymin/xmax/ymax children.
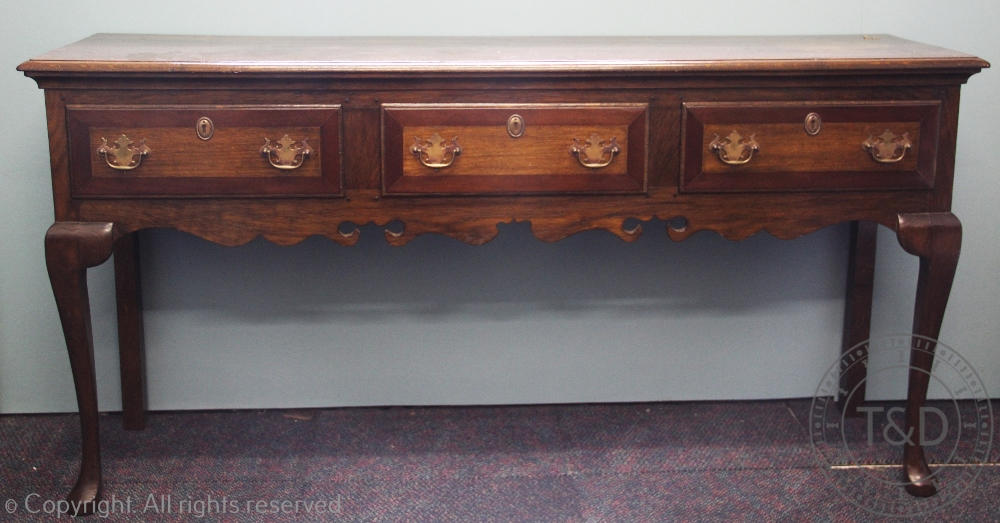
<box><xmin>196</xmin><ymin>116</ymin><xmax>214</xmax><ymax>140</ymax></box>
<box><xmin>507</xmin><ymin>114</ymin><xmax>525</xmax><ymax>138</ymax></box>
<box><xmin>804</xmin><ymin>112</ymin><xmax>822</xmax><ymax>136</ymax></box>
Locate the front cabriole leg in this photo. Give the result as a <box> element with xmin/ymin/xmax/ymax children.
<box><xmin>45</xmin><ymin>222</ymin><xmax>119</xmax><ymax>515</ymax></box>
<box><xmin>895</xmin><ymin>212</ymin><xmax>961</xmax><ymax>497</ymax></box>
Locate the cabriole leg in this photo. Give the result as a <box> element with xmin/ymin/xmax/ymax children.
<box><xmin>45</xmin><ymin>222</ymin><xmax>119</xmax><ymax>516</ymax></box>
<box><xmin>895</xmin><ymin>212</ymin><xmax>962</xmax><ymax>497</ymax></box>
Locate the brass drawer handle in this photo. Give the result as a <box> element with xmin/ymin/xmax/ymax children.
<box><xmin>411</xmin><ymin>133</ymin><xmax>461</xmax><ymax>169</ymax></box>
<box><xmin>571</xmin><ymin>134</ymin><xmax>620</xmax><ymax>169</ymax></box>
<box><xmin>709</xmin><ymin>131</ymin><xmax>759</xmax><ymax>166</ymax></box>
<box><xmin>97</xmin><ymin>133</ymin><xmax>150</xmax><ymax>171</ymax></box>
<box><xmin>863</xmin><ymin>130</ymin><xmax>911</xmax><ymax>163</ymax></box>
<box><xmin>261</xmin><ymin>135</ymin><xmax>313</xmax><ymax>170</ymax></box>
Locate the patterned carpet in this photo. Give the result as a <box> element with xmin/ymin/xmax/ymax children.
<box><xmin>1</xmin><ymin>400</ymin><xmax>997</xmax><ymax>521</ymax></box>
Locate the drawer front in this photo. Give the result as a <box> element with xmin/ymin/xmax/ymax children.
<box><xmin>681</xmin><ymin>101</ymin><xmax>940</xmax><ymax>192</ymax></box>
<box><xmin>67</xmin><ymin>105</ymin><xmax>342</xmax><ymax>197</ymax></box>
<box><xmin>382</xmin><ymin>104</ymin><xmax>647</xmax><ymax>195</ymax></box>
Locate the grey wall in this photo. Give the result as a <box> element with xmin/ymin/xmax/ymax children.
<box><xmin>1</xmin><ymin>0</ymin><xmax>997</xmax><ymax>413</ymax></box>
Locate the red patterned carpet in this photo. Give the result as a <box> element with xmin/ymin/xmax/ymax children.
<box><xmin>2</xmin><ymin>399</ymin><xmax>997</xmax><ymax>521</ymax></box>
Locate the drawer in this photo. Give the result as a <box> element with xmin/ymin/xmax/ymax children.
<box><xmin>680</xmin><ymin>101</ymin><xmax>940</xmax><ymax>192</ymax></box>
<box><xmin>67</xmin><ymin>105</ymin><xmax>342</xmax><ymax>197</ymax></box>
<box><xmin>381</xmin><ymin>104</ymin><xmax>647</xmax><ymax>195</ymax></box>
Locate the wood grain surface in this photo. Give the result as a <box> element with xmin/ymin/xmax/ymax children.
<box><xmin>383</xmin><ymin>104</ymin><xmax>646</xmax><ymax>194</ymax></box>
<box><xmin>18</xmin><ymin>34</ymin><xmax>989</xmax><ymax>75</ymax></box>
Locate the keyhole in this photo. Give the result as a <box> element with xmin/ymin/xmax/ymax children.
<box><xmin>196</xmin><ymin>117</ymin><xmax>214</xmax><ymax>140</ymax></box>
<box><xmin>507</xmin><ymin>114</ymin><xmax>525</xmax><ymax>138</ymax></box>
<box><xmin>804</xmin><ymin>112</ymin><xmax>822</xmax><ymax>136</ymax></box>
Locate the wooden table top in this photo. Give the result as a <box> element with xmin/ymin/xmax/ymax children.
<box><xmin>18</xmin><ymin>33</ymin><xmax>989</xmax><ymax>75</ymax></box>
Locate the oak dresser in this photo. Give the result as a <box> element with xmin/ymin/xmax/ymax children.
<box><xmin>18</xmin><ymin>34</ymin><xmax>988</xmax><ymax>514</ymax></box>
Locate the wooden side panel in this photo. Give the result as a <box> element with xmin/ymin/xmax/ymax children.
<box><xmin>67</xmin><ymin>105</ymin><xmax>342</xmax><ymax>197</ymax></box>
<box><xmin>681</xmin><ymin>101</ymin><xmax>940</xmax><ymax>192</ymax></box>
<box><xmin>382</xmin><ymin>104</ymin><xmax>647</xmax><ymax>195</ymax></box>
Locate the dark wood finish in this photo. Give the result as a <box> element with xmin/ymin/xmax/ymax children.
<box><xmin>44</xmin><ymin>222</ymin><xmax>119</xmax><ymax>516</ymax></box>
<box><xmin>67</xmin><ymin>106</ymin><xmax>342</xmax><ymax>197</ymax></box>
<box><xmin>382</xmin><ymin>104</ymin><xmax>646</xmax><ymax>195</ymax></box>
<box><xmin>681</xmin><ymin>102</ymin><xmax>940</xmax><ymax>192</ymax></box>
<box><xmin>838</xmin><ymin>220</ymin><xmax>877</xmax><ymax>415</ymax></box>
<box><xmin>895</xmin><ymin>212</ymin><xmax>962</xmax><ymax>497</ymax></box>
<box><xmin>18</xmin><ymin>34</ymin><xmax>987</xmax><ymax>506</ymax></box>
<box><xmin>114</xmin><ymin>232</ymin><xmax>146</xmax><ymax>430</ymax></box>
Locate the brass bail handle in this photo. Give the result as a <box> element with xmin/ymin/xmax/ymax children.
<box><xmin>709</xmin><ymin>130</ymin><xmax>759</xmax><ymax>166</ymax></box>
<box><xmin>411</xmin><ymin>132</ymin><xmax>461</xmax><ymax>169</ymax></box>
<box><xmin>261</xmin><ymin>135</ymin><xmax>313</xmax><ymax>170</ymax></box>
<box><xmin>97</xmin><ymin>133</ymin><xmax>151</xmax><ymax>171</ymax></box>
<box><xmin>570</xmin><ymin>134</ymin><xmax>620</xmax><ymax>169</ymax></box>
<box><xmin>863</xmin><ymin>130</ymin><xmax>912</xmax><ymax>163</ymax></box>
